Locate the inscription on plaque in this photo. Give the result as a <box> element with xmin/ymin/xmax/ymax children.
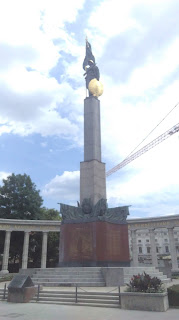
<box><xmin>69</xmin><ymin>226</ymin><xmax>93</xmax><ymax>260</ymax></box>
<box><xmin>107</xmin><ymin>228</ymin><xmax>121</xmax><ymax>258</ymax></box>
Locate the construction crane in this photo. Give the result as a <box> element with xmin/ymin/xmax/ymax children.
<box><xmin>106</xmin><ymin>123</ymin><xmax>179</xmax><ymax>177</ymax></box>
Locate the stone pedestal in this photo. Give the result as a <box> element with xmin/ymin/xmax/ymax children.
<box><xmin>80</xmin><ymin>160</ymin><xmax>106</xmax><ymax>206</ymax></box>
<box><xmin>8</xmin><ymin>275</ymin><xmax>36</xmax><ymax>303</ymax></box>
<box><xmin>59</xmin><ymin>221</ymin><xmax>130</xmax><ymax>267</ymax></box>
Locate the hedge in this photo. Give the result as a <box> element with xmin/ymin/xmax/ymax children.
<box><xmin>167</xmin><ymin>285</ymin><xmax>179</xmax><ymax>307</ymax></box>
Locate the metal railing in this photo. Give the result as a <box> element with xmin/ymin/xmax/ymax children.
<box><xmin>36</xmin><ymin>285</ymin><xmax>121</xmax><ymax>306</ymax></box>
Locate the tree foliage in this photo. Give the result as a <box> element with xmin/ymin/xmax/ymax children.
<box><xmin>0</xmin><ymin>174</ymin><xmax>61</xmax><ymax>270</ymax></box>
<box><xmin>0</xmin><ymin>173</ymin><xmax>43</xmax><ymax>219</ymax></box>
<box><xmin>40</xmin><ymin>207</ymin><xmax>61</xmax><ymax>221</ymax></box>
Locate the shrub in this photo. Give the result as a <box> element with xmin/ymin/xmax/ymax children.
<box><xmin>0</xmin><ymin>274</ymin><xmax>14</xmax><ymax>282</ymax></box>
<box><xmin>172</xmin><ymin>270</ymin><xmax>179</xmax><ymax>279</ymax></box>
<box><xmin>126</xmin><ymin>272</ymin><xmax>164</xmax><ymax>293</ymax></box>
<box><xmin>167</xmin><ymin>285</ymin><xmax>179</xmax><ymax>306</ymax></box>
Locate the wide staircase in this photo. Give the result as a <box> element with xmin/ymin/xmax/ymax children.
<box><xmin>31</xmin><ymin>267</ymin><xmax>105</xmax><ymax>287</ymax></box>
<box><xmin>123</xmin><ymin>267</ymin><xmax>170</xmax><ymax>284</ymax></box>
<box><xmin>30</xmin><ymin>266</ymin><xmax>170</xmax><ymax>287</ymax></box>
<box><xmin>31</xmin><ymin>288</ymin><xmax>120</xmax><ymax>308</ymax></box>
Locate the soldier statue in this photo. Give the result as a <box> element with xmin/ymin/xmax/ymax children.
<box><xmin>83</xmin><ymin>38</ymin><xmax>103</xmax><ymax>97</ymax></box>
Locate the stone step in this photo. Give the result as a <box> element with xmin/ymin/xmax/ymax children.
<box><xmin>32</xmin><ymin>296</ymin><xmax>119</xmax><ymax>304</ymax></box>
<box><xmin>39</xmin><ymin>293</ymin><xmax>119</xmax><ymax>300</ymax></box>
<box><xmin>33</xmin><ymin>271</ymin><xmax>102</xmax><ymax>274</ymax></box>
<box><xmin>123</xmin><ymin>271</ymin><xmax>164</xmax><ymax>276</ymax></box>
<box><xmin>32</xmin><ymin>278</ymin><xmax>105</xmax><ymax>283</ymax></box>
<box><xmin>124</xmin><ymin>274</ymin><xmax>168</xmax><ymax>279</ymax></box>
<box><xmin>124</xmin><ymin>270</ymin><xmax>163</xmax><ymax>274</ymax></box>
<box><xmin>31</xmin><ymin>275</ymin><xmax>104</xmax><ymax>281</ymax></box>
<box><xmin>30</xmin><ymin>300</ymin><xmax>120</xmax><ymax>308</ymax></box>
<box><xmin>34</xmin><ymin>267</ymin><xmax>102</xmax><ymax>271</ymax></box>
<box><xmin>123</xmin><ymin>268</ymin><xmax>157</xmax><ymax>274</ymax></box>
<box><xmin>123</xmin><ymin>267</ymin><xmax>156</xmax><ymax>270</ymax></box>
<box><xmin>41</xmin><ymin>290</ymin><xmax>119</xmax><ymax>296</ymax></box>
<box><xmin>34</xmin><ymin>268</ymin><xmax>102</xmax><ymax>271</ymax></box>
<box><xmin>32</xmin><ymin>281</ymin><xmax>106</xmax><ymax>287</ymax></box>
<box><xmin>32</xmin><ymin>272</ymin><xmax>103</xmax><ymax>277</ymax></box>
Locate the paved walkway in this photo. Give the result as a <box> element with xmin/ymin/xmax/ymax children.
<box><xmin>0</xmin><ymin>300</ymin><xmax>178</xmax><ymax>320</ymax></box>
<box><xmin>0</xmin><ymin>279</ymin><xmax>179</xmax><ymax>320</ymax></box>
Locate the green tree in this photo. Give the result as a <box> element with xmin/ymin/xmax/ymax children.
<box><xmin>0</xmin><ymin>173</ymin><xmax>43</xmax><ymax>220</ymax></box>
<box><xmin>40</xmin><ymin>207</ymin><xmax>61</xmax><ymax>221</ymax></box>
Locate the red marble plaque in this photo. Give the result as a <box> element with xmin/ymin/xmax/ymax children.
<box><xmin>59</xmin><ymin>221</ymin><xmax>130</xmax><ymax>266</ymax></box>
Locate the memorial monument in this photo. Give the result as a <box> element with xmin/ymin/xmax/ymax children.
<box><xmin>59</xmin><ymin>39</ymin><xmax>130</xmax><ymax>267</ymax></box>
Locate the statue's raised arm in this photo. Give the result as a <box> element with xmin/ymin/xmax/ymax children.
<box><xmin>83</xmin><ymin>38</ymin><xmax>103</xmax><ymax>98</ymax></box>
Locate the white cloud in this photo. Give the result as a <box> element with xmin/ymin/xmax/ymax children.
<box><xmin>0</xmin><ymin>171</ymin><xmax>11</xmax><ymax>184</ymax></box>
<box><xmin>42</xmin><ymin>171</ymin><xmax>80</xmax><ymax>204</ymax></box>
<box><xmin>0</xmin><ymin>0</ymin><xmax>85</xmax><ymax>140</ymax></box>
<box><xmin>88</xmin><ymin>0</ymin><xmax>141</xmax><ymax>37</ymax></box>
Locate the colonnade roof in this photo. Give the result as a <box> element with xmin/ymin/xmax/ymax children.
<box><xmin>0</xmin><ymin>214</ymin><xmax>179</xmax><ymax>232</ymax></box>
<box><xmin>127</xmin><ymin>214</ymin><xmax>179</xmax><ymax>230</ymax></box>
<box><xmin>0</xmin><ymin>218</ymin><xmax>61</xmax><ymax>232</ymax></box>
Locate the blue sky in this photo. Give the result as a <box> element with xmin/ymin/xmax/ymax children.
<box><xmin>0</xmin><ymin>0</ymin><xmax>179</xmax><ymax>218</ymax></box>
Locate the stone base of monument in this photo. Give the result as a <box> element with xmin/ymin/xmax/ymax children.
<box><xmin>59</xmin><ymin>221</ymin><xmax>130</xmax><ymax>267</ymax></box>
<box><xmin>8</xmin><ymin>275</ymin><xmax>37</xmax><ymax>303</ymax></box>
<box><xmin>8</xmin><ymin>286</ymin><xmax>37</xmax><ymax>303</ymax></box>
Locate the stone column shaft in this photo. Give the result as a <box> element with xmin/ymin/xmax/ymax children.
<box><xmin>149</xmin><ymin>229</ymin><xmax>158</xmax><ymax>268</ymax></box>
<box><xmin>41</xmin><ymin>232</ymin><xmax>48</xmax><ymax>269</ymax></box>
<box><xmin>84</xmin><ymin>97</ymin><xmax>101</xmax><ymax>162</ymax></box>
<box><xmin>80</xmin><ymin>97</ymin><xmax>106</xmax><ymax>206</ymax></box>
<box><xmin>2</xmin><ymin>231</ymin><xmax>11</xmax><ymax>273</ymax></box>
<box><xmin>22</xmin><ymin>232</ymin><xmax>29</xmax><ymax>269</ymax></box>
<box><xmin>131</xmin><ymin>230</ymin><xmax>138</xmax><ymax>267</ymax></box>
<box><xmin>168</xmin><ymin>228</ymin><xmax>178</xmax><ymax>270</ymax></box>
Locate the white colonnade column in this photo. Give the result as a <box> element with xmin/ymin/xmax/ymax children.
<box><xmin>41</xmin><ymin>232</ymin><xmax>48</xmax><ymax>269</ymax></box>
<box><xmin>1</xmin><ymin>231</ymin><xmax>11</xmax><ymax>273</ymax></box>
<box><xmin>131</xmin><ymin>230</ymin><xmax>138</xmax><ymax>267</ymax></box>
<box><xmin>22</xmin><ymin>231</ymin><xmax>30</xmax><ymax>269</ymax></box>
<box><xmin>168</xmin><ymin>227</ymin><xmax>178</xmax><ymax>270</ymax></box>
<box><xmin>149</xmin><ymin>228</ymin><xmax>158</xmax><ymax>268</ymax></box>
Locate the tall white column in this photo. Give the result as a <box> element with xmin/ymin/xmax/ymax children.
<box><xmin>41</xmin><ymin>232</ymin><xmax>48</xmax><ymax>269</ymax></box>
<box><xmin>168</xmin><ymin>227</ymin><xmax>178</xmax><ymax>270</ymax></box>
<box><xmin>149</xmin><ymin>229</ymin><xmax>158</xmax><ymax>268</ymax></box>
<box><xmin>1</xmin><ymin>231</ymin><xmax>11</xmax><ymax>273</ymax></box>
<box><xmin>22</xmin><ymin>232</ymin><xmax>30</xmax><ymax>269</ymax></box>
<box><xmin>131</xmin><ymin>230</ymin><xmax>138</xmax><ymax>267</ymax></box>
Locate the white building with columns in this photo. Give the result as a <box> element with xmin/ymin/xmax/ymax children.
<box><xmin>0</xmin><ymin>214</ymin><xmax>179</xmax><ymax>274</ymax></box>
<box><xmin>128</xmin><ymin>214</ymin><xmax>179</xmax><ymax>270</ymax></box>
